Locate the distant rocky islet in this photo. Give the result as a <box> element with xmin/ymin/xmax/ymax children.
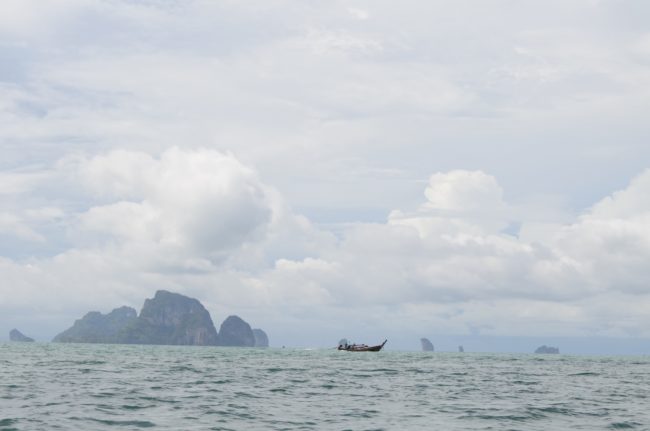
<box><xmin>9</xmin><ymin>329</ymin><xmax>34</xmax><ymax>342</ymax></box>
<box><xmin>420</xmin><ymin>337</ymin><xmax>434</xmax><ymax>352</ymax></box>
<box><xmin>252</xmin><ymin>328</ymin><xmax>269</xmax><ymax>348</ymax></box>
<box><xmin>52</xmin><ymin>290</ymin><xmax>269</xmax><ymax>347</ymax></box>
<box><xmin>535</xmin><ymin>345</ymin><xmax>560</xmax><ymax>354</ymax></box>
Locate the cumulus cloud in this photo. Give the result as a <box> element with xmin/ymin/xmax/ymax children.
<box><xmin>0</xmin><ymin>147</ymin><xmax>332</xmax><ymax>314</ymax></box>
<box><xmin>241</xmin><ymin>168</ymin><xmax>650</xmax><ymax>338</ymax></box>
<box><xmin>548</xmin><ymin>169</ymin><xmax>650</xmax><ymax>295</ymax></box>
<box><xmin>2</xmin><ymin>149</ymin><xmax>650</xmax><ymax>342</ymax></box>
<box><xmin>75</xmin><ymin>147</ymin><xmax>274</xmax><ymax>264</ymax></box>
<box><xmin>389</xmin><ymin>170</ymin><xmax>509</xmax><ymax>237</ymax></box>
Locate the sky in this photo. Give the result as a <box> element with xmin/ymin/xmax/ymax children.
<box><xmin>1</xmin><ymin>0</ymin><xmax>650</xmax><ymax>352</ymax></box>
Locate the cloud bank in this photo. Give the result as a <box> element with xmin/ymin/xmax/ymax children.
<box><xmin>2</xmin><ymin>148</ymin><xmax>650</xmax><ymax>343</ymax></box>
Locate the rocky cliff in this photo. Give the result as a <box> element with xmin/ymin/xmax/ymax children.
<box><xmin>420</xmin><ymin>337</ymin><xmax>434</xmax><ymax>352</ymax></box>
<box><xmin>53</xmin><ymin>306</ymin><xmax>138</xmax><ymax>343</ymax></box>
<box><xmin>252</xmin><ymin>328</ymin><xmax>269</xmax><ymax>347</ymax></box>
<box><xmin>9</xmin><ymin>329</ymin><xmax>34</xmax><ymax>342</ymax></box>
<box><xmin>217</xmin><ymin>315</ymin><xmax>255</xmax><ymax>347</ymax></box>
<box><xmin>117</xmin><ymin>290</ymin><xmax>219</xmax><ymax>346</ymax></box>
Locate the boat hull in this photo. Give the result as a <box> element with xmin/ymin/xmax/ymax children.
<box><xmin>338</xmin><ymin>339</ymin><xmax>387</xmax><ymax>352</ymax></box>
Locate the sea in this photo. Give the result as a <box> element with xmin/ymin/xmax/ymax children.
<box><xmin>1</xmin><ymin>343</ymin><xmax>649</xmax><ymax>430</ymax></box>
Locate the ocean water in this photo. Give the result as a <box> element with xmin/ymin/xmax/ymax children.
<box><xmin>1</xmin><ymin>343</ymin><xmax>649</xmax><ymax>430</ymax></box>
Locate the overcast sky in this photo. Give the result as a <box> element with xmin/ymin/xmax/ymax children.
<box><xmin>2</xmin><ymin>0</ymin><xmax>650</xmax><ymax>350</ymax></box>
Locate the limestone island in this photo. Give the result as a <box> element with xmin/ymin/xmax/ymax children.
<box><xmin>9</xmin><ymin>329</ymin><xmax>34</xmax><ymax>342</ymax></box>
<box><xmin>252</xmin><ymin>328</ymin><xmax>269</xmax><ymax>348</ymax></box>
<box><xmin>534</xmin><ymin>345</ymin><xmax>559</xmax><ymax>354</ymax></box>
<box><xmin>420</xmin><ymin>337</ymin><xmax>434</xmax><ymax>352</ymax></box>
<box><xmin>53</xmin><ymin>290</ymin><xmax>269</xmax><ymax>347</ymax></box>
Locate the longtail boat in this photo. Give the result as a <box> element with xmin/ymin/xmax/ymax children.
<box><xmin>337</xmin><ymin>339</ymin><xmax>387</xmax><ymax>352</ymax></box>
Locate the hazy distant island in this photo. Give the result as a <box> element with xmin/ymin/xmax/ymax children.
<box><xmin>252</xmin><ymin>328</ymin><xmax>269</xmax><ymax>348</ymax></box>
<box><xmin>52</xmin><ymin>290</ymin><xmax>268</xmax><ymax>347</ymax></box>
<box><xmin>9</xmin><ymin>329</ymin><xmax>34</xmax><ymax>342</ymax></box>
<box><xmin>535</xmin><ymin>345</ymin><xmax>560</xmax><ymax>354</ymax></box>
<box><xmin>420</xmin><ymin>337</ymin><xmax>434</xmax><ymax>352</ymax></box>
<box><xmin>218</xmin><ymin>315</ymin><xmax>255</xmax><ymax>347</ymax></box>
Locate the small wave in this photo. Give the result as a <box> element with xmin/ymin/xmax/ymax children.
<box><xmin>169</xmin><ymin>365</ymin><xmax>201</xmax><ymax>373</ymax></box>
<box><xmin>609</xmin><ymin>421</ymin><xmax>642</xmax><ymax>429</ymax></box>
<box><xmin>360</xmin><ymin>368</ymin><xmax>399</xmax><ymax>374</ymax></box>
<box><xmin>512</xmin><ymin>380</ymin><xmax>539</xmax><ymax>386</ymax></box>
<box><xmin>91</xmin><ymin>392</ymin><xmax>116</xmax><ymax>398</ymax></box>
<box><xmin>120</xmin><ymin>404</ymin><xmax>155</xmax><ymax>411</ymax></box>
<box><xmin>350</xmin><ymin>373</ymin><xmax>373</xmax><ymax>379</ymax></box>
<box><xmin>88</xmin><ymin>418</ymin><xmax>156</xmax><ymax>427</ymax></box>
<box><xmin>342</xmin><ymin>409</ymin><xmax>380</xmax><ymax>418</ymax></box>
<box><xmin>0</xmin><ymin>418</ymin><xmax>17</xmax><ymax>427</ymax></box>
<box><xmin>234</xmin><ymin>391</ymin><xmax>261</xmax><ymax>399</ymax></box>
<box><xmin>78</xmin><ymin>360</ymin><xmax>107</xmax><ymax>365</ymax></box>
<box><xmin>462</xmin><ymin>413</ymin><xmax>531</xmax><ymax>421</ymax></box>
<box><xmin>528</xmin><ymin>406</ymin><xmax>574</xmax><ymax>415</ymax></box>
<box><xmin>138</xmin><ymin>396</ymin><xmax>179</xmax><ymax>404</ymax></box>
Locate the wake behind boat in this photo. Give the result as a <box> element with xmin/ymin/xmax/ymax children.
<box><xmin>338</xmin><ymin>339</ymin><xmax>387</xmax><ymax>352</ymax></box>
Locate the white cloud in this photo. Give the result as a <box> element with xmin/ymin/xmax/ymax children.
<box><xmin>347</xmin><ymin>8</ymin><xmax>369</xmax><ymax>21</ymax></box>
<box><xmin>241</xmin><ymin>167</ymin><xmax>650</xmax><ymax>337</ymax></box>
<box><xmin>390</xmin><ymin>171</ymin><xmax>509</xmax><ymax>237</ymax></box>
<box><xmin>74</xmin><ymin>147</ymin><xmax>275</xmax><ymax>265</ymax></box>
<box><xmin>587</xmin><ymin>169</ymin><xmax>650</xmax><ymax>219</ymax></box>
<box><xmin>423</xmin><ymin>170</ymin><xmax>504</xmax><ymax>212</ymax></box>
<box><xmin>0</xmin><ymin>171</ymin><xmax>52</xmax><ymax>195</ymax></box>
<box><xmin>2</xmin><ymin>148</ymin><xmax>650</xmax><ymax>341</ymax></box>
<box><xmin>0</xmin><ymin>212</ymin><xmax>44</xmax><ymax>242</ymax></box>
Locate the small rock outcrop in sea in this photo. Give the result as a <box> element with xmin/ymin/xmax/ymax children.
<box><xmin>217</xmin><ymin>315</ymin><xmax>255</xmax><ymax>347</ymax></box>
<box><xmin>53</xmin><ymin>306</ymin><xmax>138</xmax><ymax>343</ymax></box>
<box><xmin>420</xmin><ymin>338</ymin><xmax>434</xmax><ymax>352</ymax></box>
<box><xmin>252</xmin><ymin>328</ymin><xmax>269</xmax><ymax>347</ymax></box>
<box><xmin>458</xmin><ymin>345</ymin><xmax>464</xmax><ymax>353</ymax></box>
<box><xmin>117</xmin><ymin>290</ymin><xmax>219</xmax><ymax>346</ymax></box>
<box><xmin>534</xmin><ymin>345</ymin><xmax>560</xmax><ymax>354</ymax></box>
<box><xmin>9</xmin><ymin>329</ymin><xmax>34</xmax><ymax>342</ymax></box>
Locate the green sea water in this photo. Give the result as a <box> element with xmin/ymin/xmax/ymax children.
<box><xmin>1</xmin><ymin>343</ymin><xmax>649</xmax><ymax>430</ymax></box>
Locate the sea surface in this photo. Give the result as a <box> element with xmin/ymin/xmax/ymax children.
<box><xmin>1</xmin><ymin>343</ymin><xmax>649</xmax><ymax>430</ymax></box>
